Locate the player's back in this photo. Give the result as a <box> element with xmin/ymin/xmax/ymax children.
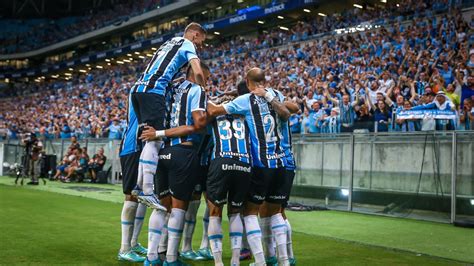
<box><xmin>211</xmin><ymin>114</ymin><xmax>251</xmax><ymax>165</ymax></box>
<box><xmin>132</xmin><ymin>37</ymin><xmax>198</xmax><ymax>96</ymax></box>
<box><xmin>223</xmin><ymin>88</ymin><xmax>286</xmax><ymax>168</ymax></box>
<box><xmin>165</xmin><ymin>80</ymin><xmax>206</xmax><ymax>147</ymax></box>
<box><xmin>278</xmin><ymin>107</ymin><xmax>296</xmax><ymax>171</ymax></box>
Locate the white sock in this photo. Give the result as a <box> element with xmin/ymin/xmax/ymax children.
<box><xmin>147</xmin><ymin>210</ymin><xmax>167</xmax><ymax>261</ymax></box>
<box><xmin>229</xmin><ymin>213</ymin><xmax>243</xmax><ymax>266</ymax></box>
<box><xmin>242</xmin><ymin>219</ymin><xmax>250</xmax><ymax>250</ymax></box>
<box><xmin>243</xmin><ymin>215</ymin><xmax>265</xmax><ymax>265</ymax></box>
<box><xmin>208</xmin><ymin>216</ymin><xmax>224</xmax><ymax>266</ymax></box>
<box><xmin>286</xmin><ymin>219</ymin><xmax>294</xmax><ymax>259</ymax></box>
<box><xmin>137</xmin><ymin>159</ymin><xmax>143</xmax><ymax>189</ymax></box>
<box><xmin>271</xmin><ymin>213</ymin><xmax>289</xmax><ymax>265</ymax></box>
<box><xmin>181</xmin><ymin>200</ymin><xmax>200</xmax><ymax>252</ymax></box>
<box><xmin>166</xmin><ymin>208</ymin><xmax>186</xmax><ymax>262</ymax></box>
<box><xmin>131</xmin><ymin>203</ymin><xmax>147</xmax><ymax>247</ymax></box>
<box><xmin>120</xmin><ymin>201</ymin><xmax>138</xmax><ymax>253</ymax></box>
<box><xmin>158</xmin><ymin>213</ymin><xmax>170</xmax><ymax>254</ymax></box>
<box><xmin>199</xmin><ymin>206</ymin><xmax>210</xmax><ymax>249</ymax></box>
<box><xmin>260</xmin><ymin>217</ymin><xmax>275</xmax><ymax>258</ymax></box>
<box><xmin>140</xmin><ymin>141</ymin><xmax>161</xmax><ymax>195</ymax></box>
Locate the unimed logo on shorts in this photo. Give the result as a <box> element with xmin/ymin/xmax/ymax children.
<box><xmin>221</xmin><ymin>164</ymin><xmax>251</xmax><ymax>172</ymax></box>
<box><xmin>159</xmin><ymin>153</ymin><xmax>171</xmax><ymax>160</ymax></box>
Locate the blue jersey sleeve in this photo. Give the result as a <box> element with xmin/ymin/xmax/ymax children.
<box><xmin>274</xmin><ymin>89</ymin><xmax>285</xmax><ymax>102</ymax></box>
<box><xmin>189</xmin><ymin>85</ymin><xmax>207</xmax><ymax>112</ymax></box>
<box><xmin>180</xmin><ymin>40</ymin><xmax>198</xmax><ymax>62</ymax></box>
<box><xmin>223</xmin><ymin>94</ymin><xmax>250</xmax><ymax>115</ymax></box>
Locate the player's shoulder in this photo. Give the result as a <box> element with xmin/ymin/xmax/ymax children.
<box><xmin>235</xmin><ymin>93</ymin><xmax>251</xmax><ymax>100</ymax></box>
<box><xmin>189</xmin><ymin>82</ymin><xmax>205</xmax><ymax>93</ymax></box>
<box><xmin>169</xmin><ymin>36</ymin><xmax>187</xmax><ymax>46</ymax></box>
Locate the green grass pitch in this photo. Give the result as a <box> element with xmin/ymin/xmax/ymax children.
<box><xmin>0</xmin><ymin>178</ymin><xmax>473</xmax><ymax>265</ymax></box>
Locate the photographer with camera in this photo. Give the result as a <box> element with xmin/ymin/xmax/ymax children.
<box><xmin>19</xmin><ymin>132</ymin><xmax>43</xmax><ymax>185</ymax></box>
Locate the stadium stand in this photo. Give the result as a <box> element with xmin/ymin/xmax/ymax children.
<box><xmin>0</xmin><ymin>0</ymin><xmax>473</xmax><ymax>140</ymax></box>
<box><xmin>0</xmin><ymin>0</ymin><xmax>176</xmax><ymax>54</ymax></box>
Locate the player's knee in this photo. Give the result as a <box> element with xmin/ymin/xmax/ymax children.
<box><xmin>207</xmin><ymin>200</ymin><xmax>222</xmax><ymax>217</ymax></box>
<box><xmin>227</xmin><ymin>206</ymin><xmax>242</xmax><ymax>215</ymax></box>
<box><xmin>243</xmin><ymin>201</ymin><xmax>260</xmax><ymax>216</ymax></box>
<box><xmin>171</xmin><ymin>197</ymin><xmax>188</xmax><ymax>210</ymax></box>
<box><xmin>264</xmin><ymin>202</ymin><xmax>281</xmax><ymax>216</ymax></box>
<box><xmin>192</xmin><ymin>192</ymin><xmax>202</xmax><ymax>200</ymax></box>
<box><xmin>124</xmin><ymin>194</ymin><xmax>138</xmax><ymax>202</ymax></box>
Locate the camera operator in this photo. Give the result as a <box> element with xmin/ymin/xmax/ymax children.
<box><xmin>21</xmin><ymin>132</ymin><xmax>43</xmax><ymax>185</ymax></box>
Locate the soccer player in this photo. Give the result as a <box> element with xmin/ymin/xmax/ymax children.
<box><xmin>139</xmin><ymin>63</ymin><xmax>210</xmax><ymax>266</ymax></box>
<box><xmin>130</xmin><ymin>22</ymin><xmax>207</xmax><ymax>209</ymax></box>
<box><xmin>205</xmin><ymin>91</ymin><xmax>253</xmax><ymax>266</ymax></box>
<box><xmin>207</xmin><ymin>68</ymin><xmax>291</xmax><ymax>266</ymax></box>
<box><xmin>255</xmin><ymin>89</ymin><xmax>300</xmax><ymax>266</ymax></box>
<box><xmin>117</xmin><ymin>94</ymin><xmax>148</xmax><ymax>262</ymax></box>
<box><xmin>180</xmin><ymin>132</ymin><xmax>213</xmax><ymax>261</ymax></box>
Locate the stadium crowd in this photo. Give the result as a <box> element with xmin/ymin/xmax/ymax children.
<box><xmin>0</xmin><ymin>0</ymin><xmax>175</xmax><ymax>54</ymax></box>
<box><xmin>1</xmin><ymin>1</ymin><xmax>473</xmax><ymax>140</ymax></box>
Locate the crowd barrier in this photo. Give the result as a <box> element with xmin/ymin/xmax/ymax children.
<box><xmin>1</xmin><ymin>131</ymin><xmax>472</xmax><ymax>223</ymax></box>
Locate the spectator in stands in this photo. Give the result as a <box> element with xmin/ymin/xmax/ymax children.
<box><xmin>353</xmin><ymin>103</ymin><xmax>374</xmax><ymax>132</ymax></box>
<box><xmin>370</xmin><ymin>99</ymin><xmax>392</xmax><ymax>132</ymax></box>
<box><xmin>459</xmin><ymin>98</ymin><xmax>474</xmax><ymax>130</ymax></box>
<box><xmin>89</xmin><ymin>148</ymin><xmax>107</xmax><ymax>183</ymax></box>
<box><xmin>0</xmin><ymin>2</ymin><xmax>470</xmax><ymax>137</ymax></box>
<box><xmin>308</xmin><ymin>102</ymin><xmax>324</xmax><ymax>133</ymax></box>
<box><xmin>412</xmin><ymin>91</ymin><xmax>457</xmax><ymax>130</ymax></box>
<box><xmin>395</xmin><ymin>100</ymin><xmax>419</xmax><ymax>132</ymax></box>
<box><xmin>106</xmin><ymin>118</ymin><xmax>123</xmax><ymax>140</ymax></box>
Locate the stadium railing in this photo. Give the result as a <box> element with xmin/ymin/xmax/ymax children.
<box><xmin>1</xmin><ymin>131</ymin><xmax>473</xmax><ymax>224</ymax></box>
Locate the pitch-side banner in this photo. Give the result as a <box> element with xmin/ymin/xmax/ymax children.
<box><xmin>396</xmin><ymin>109</ymin><xmax>457</xmax><ymax>119</ymax></box>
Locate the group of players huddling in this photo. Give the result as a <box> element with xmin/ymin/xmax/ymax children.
<box><xmin>118</xmin><ymin>22</ymin><xmax>299</xmax><ymax>266</ymax></box>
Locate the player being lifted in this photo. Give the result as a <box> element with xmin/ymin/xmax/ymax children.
<box><xmin>205</xmin><ymin>84</ymin><xmax>253</xmax><ymax>266</ymax></box>
<box><xmin>140</xmin><ymin>62</ymin><xmax>210</xmax><ymax>266</ymax></box>
<box><xmin>130</xmin><ymin>22</ymin><xmax>206</xmax><ymax>210</ymax></box>
<box><xmin>208</xmin><ymin>68</ymin><xmax>292</xmax><ymax>266</ymax></box>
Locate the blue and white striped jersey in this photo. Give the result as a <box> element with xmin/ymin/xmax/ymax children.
<box><xmin>279</xmin><ymin>118</ymin><xmax>296</xmax><ymax>171</ymax></box>
<box><xmin>211</xmin><ymin>114</ymin><xmax>251</xmax><ymax>164</ymax></box>
<box><xmin>132</xmin><ymin>37</ymin><xmax>198</xmax><ymax>95</ymax></box>
<box><xmin>196</xmin><ymin>127</ymin><xmax>214</xmax><ymax>166</ymax></box>
<box><xmin>223</xmin><ymin>88</ymin><xmax>286</xmax><ymax>168</ymax></box>
<box><xmin>165</xmin><ymin>80</ymin><xmax>207</xmax><ymax>147</ymax></box>
<box><xmin>119</xmin><ymin>94</ymin><xmax>142</xmax><ymax>157</ymax></box>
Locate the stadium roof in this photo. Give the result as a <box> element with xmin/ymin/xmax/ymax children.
<box><xmin>0</xmin><ymin>0</ymin><xmax>124</xmax><ymax>18</ymax></box>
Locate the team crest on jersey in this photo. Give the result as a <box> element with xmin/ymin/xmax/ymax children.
<box><xmin>252</xmin><ymin>96</ymin><xmax>267</xmax><ymax>106</ymax></box>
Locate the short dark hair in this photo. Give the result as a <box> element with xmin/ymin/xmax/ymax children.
<box><xmin>184</xmin><ymin>22</ymin><xmax>207</xmax><ymax>35</ymax></box>
<box><xmin>237</xmin><ymin>80</ymin><xmax>250</xmax><ymax>96</ymax></box>
<box><xmin>186</xmin><ymin>61</ymin><xmax>210</xmax><ymax>78</ymax></box>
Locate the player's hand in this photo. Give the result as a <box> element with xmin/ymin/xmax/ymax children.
<box><xmin>139</xmin><ymin>126</ymin><xmax>159</xmax><ymax>141</ymax></box>
<box><xmin>251</xmin><ymin>85</ymin><xmax>267</xmax><ymax>97</ymax></box>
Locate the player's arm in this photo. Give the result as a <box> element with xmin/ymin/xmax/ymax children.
<box><xmin>207</xmin><ymin>101</ymin><xmax>227</xmax><ymax>117</ymax></box>
<box><xmin>189</xmin><ymin>58</ymin><xmax>206</xmax><ymax>87</ymax></box>
<box><xmin>140</xmin><ymin>110</ymin><xmax>207</xmax><ymax>141</ymax></box>
<box><xmin>285</xmin><ymin>101</ymin><xmax>300</xmax><ymax>114</ymax></box>
<box><xmin>252</xmin><ymin>86</ymin><xmax>290</xmax><ymax>121</ymax></box>
<box><xmin>208</xmin><ymin>94</ymin><xmax>249</xmax><ymax>118</ymax></box>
